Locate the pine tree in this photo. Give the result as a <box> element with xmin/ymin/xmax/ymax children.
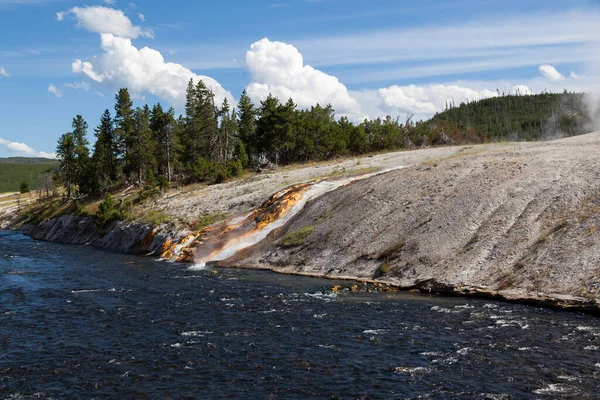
<box><xmin>181</xmin><ymin>79</ymin><xmax>218</xmax><ymax>173</ymax></box>
<box><xmin>256</xmin><ymin>94</ymin><xmax>280</xmax><ymax>161</ymax></box>
<box><xmin>92</xmin><ymin>109</ymin><xmax>116</xmax><ymax>190</ymax></box>
<box><xmin>71</xmin><ymin>115</ymin><xmax>93</xmax><ymax>195</ymax></box>
<box><xmin>237</xmin><ymin>89</ymin><xmax>257</xmax><ymax>161</ymax></box>
<box><xmin>130</xmin><ymin>105</ymin><xmax>155</xmax><ymax>185</ymax></box>
<box><xmin>216</xmin><ymin>99</ymin><xmax>238</xmax><ymax>164</ymax></box>
<box><xmin>114</xmin><ymin>88</ymin><xmax>134</xmax><ymax>178</ymax></box>
<box><xmin>195</xmin><ymin>80</ymin><xmax>219</xmax><ymax>162</ymax></box>
<box><xmin>56</xmin><ymin>132</ymin><xmax>76</xmax><ymax>200</ymax></box>
<box><xmin>151</xmin><ymin>104</ymin><xmax>178</xmax><ymax>182</ymax></box>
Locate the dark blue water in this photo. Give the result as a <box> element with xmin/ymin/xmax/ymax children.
<box><xmin>1</xmin><ymin>230</ymin><xmax>600</xmax><ymax>399</ymax></box>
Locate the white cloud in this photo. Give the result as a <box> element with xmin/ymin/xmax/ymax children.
<box><xmin>57</xmin><ymin>6</ymin><xmax>153</xmax><ymax>39</ymax></box>
<box><xmin>7</xmin><ymin>142</ymin><xmax>37</xmax><ymax>155</ymax></box>
<box><xmin>72</xmin><ymin>33</ymin><xmax>234</xmax><ymax>108</ymax></box>
<box><xmin>39</xmin><ymin>151</ymin><xmax>56</xmax><ymax>159</ymax></box>
<box><xmin>245</xmin><ymin>38</ymin><xmax>363</xmax><ymax>119</ymax></box>
<box><xmin>104</xmin><ymin>0</ymin><xmax>116</xmax><ymax>4</ymax></box>
<box><xmin>539</xmin><ymin>64</ymin><xmax>565</xmax><ymax>81</ymax></box>
<box><xmin>138</xmin><ymin>13</ymin><xmax>144</xmax><ymax>22</ymax></box>
<box><xmin>65</xmin><ymin>81</ymin><xmax>91</xmax><ymax>91</ymax></box>
<box><xmin>242</xmin><ymin>39</ymin><xmax>541</xmax><ymax>121</ymax></box>
<box><xmin>0</xmin><ymin>136</ymin><xmax>54</xmax><ymax>158</ymax></box>
<box><xmin>243</xmin><ymin>39</ymin><xmax>543</xmax><ymax>121</ymax></box>
<box><xmin>511</xmin><ymin>85</ymin><xmax>532</xmax><ymax>95</ymax></box>
<box><xmin>376</xmin><ymin>84</ymin><xmax>498</xmax><ymax>120</ymax></box>
<box><xmin>294</xmin><ymin>10</ymin><xmax>600</xmax><ymax>70</ymax></box>
<box><xmin>47</xmin><ymin>83</ymin><xmax>62</xmax><ymax>98</ymax></box>
<box><xmin>0</xmin><ymin>66</ymin><xmax>9</xmax><ymax>77</ymax></box>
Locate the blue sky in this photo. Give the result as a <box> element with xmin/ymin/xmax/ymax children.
<box><xmin>0</xmin><ymin>0</ymin><xmax>599</xmax><ymax>158</ymax></box>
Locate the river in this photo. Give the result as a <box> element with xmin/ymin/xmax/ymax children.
<box><xmin>1</xmin><ymin>230</ymin><xmax>600</xmax><ymax>399</ymax></box>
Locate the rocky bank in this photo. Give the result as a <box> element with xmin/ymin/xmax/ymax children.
<box><xmin>22</xmin><ymin>215</ymin><xmax>183</xmax><ymax>256</ymax></box>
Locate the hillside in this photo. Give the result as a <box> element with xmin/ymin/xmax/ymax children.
<box><xmin>227</xmin><ymin>132</ymin><xmax>600</xmax><ymax>309</ymax></box>
<box><xmin>0</xmin><ymin>157</ymin><xmax>58</xmax><ymax>193</ymax></box>
<box><xmin>429</xmin><ymin>92</ymin><xmax>599</xmax><ymax>141</ymax></box>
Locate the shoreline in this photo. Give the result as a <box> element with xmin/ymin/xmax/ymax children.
<box><xmin>4</xmin><ymin>223</ymin><xmax>599</xmax><ymax>315</ymax></box>
<box><xmin>5</xmin><ymin>133</ymin><xmax>600</xmax><ymax>316</ymax></box>
<box><xmin>218</xmin><ymin>262</ymin><xmax>600</xmax><ymax>315</ymax></box>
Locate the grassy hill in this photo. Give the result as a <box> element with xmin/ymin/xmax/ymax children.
<box><xmin>0</xmin><ymin>157</ymin><xmax>58</xmax><ymax>193</ymax></box>
<box><xmin>429</xmin><ymin>92</ymin><xmax>599</xmax><ymax>141</ymax></box>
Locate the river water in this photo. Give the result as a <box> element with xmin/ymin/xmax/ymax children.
<box><xmin>1</xmin><ymin>230</ymin><xmax>600</xmax><ymax>399</ymax></box>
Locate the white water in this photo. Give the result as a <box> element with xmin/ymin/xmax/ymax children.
<box><xmin>188</xmin><ymin>166</ymin><xmax>406</xmax><ymax>270</ymax></box>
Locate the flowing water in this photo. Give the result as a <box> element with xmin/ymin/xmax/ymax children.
<box><xmin>2</xmin><ymin>230</ymin><xmax>600</xmax><ymax>399</ymax></box>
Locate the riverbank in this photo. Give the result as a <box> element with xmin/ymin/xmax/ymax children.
<box><xmin>226</xmin><ymin>132</ymin><xmax>600</xmax><ymax>313</ymax></box>
<box><xmin>4</xmin><ymin>133</ymin><xmax>600</xmax><ymax>313</ymax></box>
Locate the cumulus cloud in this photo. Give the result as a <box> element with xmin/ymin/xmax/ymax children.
<box><xmin>57</xmin><ymin>6</ymin><xmax>153</xmax><ymax>39</ymax></box>
<box><xmin>539</xmin><ymin>64</ymin><xmax>565</xmax><ymax>81</ymax></box>
<box><xmin>0</xmin><ymin>66</ymin><xmax>9</xmax><ymax>77</ymax></box>
<box><xmin>245</xmin><ymin>38</ymin><xmax>363</xmax><ymax>120</ymax></box>
<box><xmin>47</xmin><ymin>83</ymin><xmax>62</xmax><ymax>98</ymax></box>
<box><xmin>138</xmin><ymin>13</ymin><xmax>144</xmax><ymax>22</ymax></box>
<box><xmin>7</xmin><ymin>142</ymin><xmax>37</xmax><ymax>155</ymax></box>
<box><xmin>377</xmin><ymin>84</ymin><xmax>498</xmax><ymax>119</ymax></box>
<box><xmin>511</xmin><ymin>85</ymin><xmax>532</xmax><ymax>95</ymax></box>
<box><xmin>72</xmin><ymin>33</ymin><xmax>234</xmax><ymax>108</ymax></box>
<box><xmin>242</xmin><ymin>38</ymin><xmax>537</xmax><ymax>121</ymax></box>
<box><xmin>0</xmin><ymin>136</ymin><xmax>55</xmax><ymax>158</ymax></box>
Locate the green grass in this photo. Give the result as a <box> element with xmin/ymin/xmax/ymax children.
<box><xmin>136</xmin><ymin>210</ymin><xmax>170</xmax><ymax>225</ymax></box>
<box><xmin>279</xmin><ymin>225</ymin><xmax>314</xmax><ymax>247</ymax></box>
<box><xmin>190</xmin><ymin>212</ymin><xmax>228</xmax><ymax>231</ymax></box>
<box><xmin>0</xmin><ymin>158</ymin><xmax>58</xmax><ymax>193</ymax></box>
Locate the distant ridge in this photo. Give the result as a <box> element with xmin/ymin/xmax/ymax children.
<box><xmin>0</xmin><ymin>157</ymin><xmax>58</xmax><ymax>164</ymax></box>
<box><xmin>0</xmin><ymin>157</ymin><xmax>58</xmax><ymax>193</ymax></box>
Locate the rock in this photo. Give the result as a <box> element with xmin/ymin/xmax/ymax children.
<box><xmin>23</xmin><ymin>215</ymin><xmax>179</xmax><ymax>256</ymax></box>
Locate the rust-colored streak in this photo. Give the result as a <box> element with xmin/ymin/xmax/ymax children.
<box><xmin>162</xmin><ymin>183</ymin><xmax>313</xmax><ymax>264</ymax></box>
<box><xmin>140</xmin><ymin>228</ymin><xmax>157</xmax><ymax>251</ymax></box>
<box><xmin>250</xmin><ymin>183</ymin><xmax>310</xmax><ymax>230</ymax></box>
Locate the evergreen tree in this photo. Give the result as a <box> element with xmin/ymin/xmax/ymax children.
<box><xmin>56</xmin><ymin>132</ymin><xmax>76</xmax><ymax>200</ymax></box>
<box><xmin>71</xmin><ymin>115</ymin><xmax>93</xmax><ymax>195</ymax></box>
<box><xmin>130</xmin><ymin>105</ymin><xmax>155</xmax><ymax>185</ymax></box>
<box><xmin>92</xmin><ymin>109</ymin><xmax>116</xmax><ymax>190</ymax></box>
<box><xmin>181</xmin><ymin>79</ymin><xmax>219</xmax><ymax>174</ymax></box>
<box><xmin>195</xmin><ymin>80</ymin><xmax>219</xmax><ymax>162</ymax></box>
<box><xmin>20</xmin><ymin>181</ymin><xmax>30</xmax><ymax>194</ymax></box>
<box><xmin>114</xmin><ymin>88</ymin><xmax>134</xmax><ymax>177</ymax></box>
<box><xmin>237</xmin><ymin>89</ymin><xmax>257</xmax><ymax>160</ymax></box>
<box><xmin>151</xmin><ymin>104</ymin><xmax>178</xmax><ymax>182</ymax></box>
<box><xmin>216</xmin><ymin>99</ymin><xmax>238</xmax><ymax>164</ymax></box>
<box><xmin>256</xmin><ymin>94</ymin><xmax>280</xmax><ymax>161</ymax></box>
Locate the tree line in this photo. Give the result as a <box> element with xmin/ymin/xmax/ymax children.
<box><xmin>55</xmin><ymin>83</ymin><xmax>596</xmax><ymax>200</ymax></box>
<box><xmin>432</xmin><ymin>91</ymin><xmax>599</xmax><ymax>141</ymax></box>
